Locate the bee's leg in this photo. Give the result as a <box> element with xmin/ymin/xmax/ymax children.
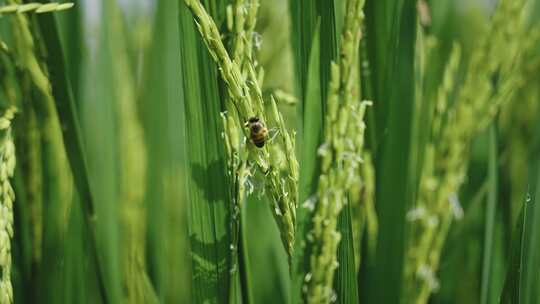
<box><xmin>268</xmin><ymin>128</ymin><xmax>280</xmax><ymax>143</ymax></box>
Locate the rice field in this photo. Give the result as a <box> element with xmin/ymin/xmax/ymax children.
<box><xmin>0</xmin><ymin>0</ymin><xmax>539</xmax><ymax>303</ymax></box>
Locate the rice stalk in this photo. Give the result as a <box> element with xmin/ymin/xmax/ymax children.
<box><xmin>300</xmin><ymin>0</ymin><xmax>369</xmax><ymax>302</ymax></box>
<box><xmin>0</xmin><ymin>2</ymin><xmax>73</xmax><ymax>15</ymax></box>
<box><xmin>0</xmin><ymin>107</ymin><xmax>16</xmax><ymax>304</ymax></box>
<box><xmin>184</xmin><ymin>0</ymin><xmax>299</xmax><ymax>260</ymax></box>
<box><xmin>405</xmin><ymin>0</ymin><xmax>539</xmax><ymax>302</ymax></box>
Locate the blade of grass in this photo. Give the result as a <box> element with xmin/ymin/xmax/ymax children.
<box><xmin>39</xmin><ymin>116</ymin><xmax>72</xmax><ymax>303</ymax></box>
<box><xmin>55</xmin><ymin>0</ymin><xmax>83</xmax><ymax>103</ymax></box>
<box><xmin>179</xmin><ymin>1</ymin><xmax>232</xmax><ymax>302</ymax></box>
<box><xmin>33</xmin><ymin>3</ymin><xmax>108</xmax><ymax>303</ymax></box>
<box><xmin>79</xmin><ymin>1</ymin><xmax>126</xmax><ymax>302</ymax></box>
<box><xmin>499</xmin><ymin>167</ymin><xmax>540</xmax><ymax>304</ymax></box>
<box><xmin>359</xmin><ymin>0</ymin><xmax>417</xmax><ymax>303</ymax></box>
<box><xmin>480</xmin><ymin>124</ymin><xmax>498</xmax><ymax>304</ymax></box>
<box><xmin>291</xmin><ymin>23</ymin><xmax>321</xmax><ymax>304</ymax></box>
<box><xmin>499</xmin><ymin>203</ymin><xmax>526</xmax><ymax>304</ymax></box>
<box><xmin>500</xmin><ymin>109</ymin><xmax>540</xmax><ymax>303</ymax></box>
<box><xmin>289</xmin><ymin>0</ymin><xmax>340</xmax><ymax>135</ymax></box>
<box><xmin>63</xmin><ymin>196</ymin><xmax>99</xmax><ymax>303</ymax></box>
<box><xmin>295</xmin><ymin>20</ymin><xmax>323</xmax><ymax>215</ymax></box>
<box><xmin>333</xmin><ymin>203</ymin><xmax>359</xmax><ymax>304</ymax></box>
<box><xmin>245</xmin><ymin>196</ymin><xmax>289</xmax><ymax>304</ymax></box>
<box><xmin>363</xmin><ymin>0</ymin><xmax>399</xmax><ymax>137</ymax></box>
<box><xmin>33</xmin><ymin>4</ymin><xmax>97</xmax><ymax>244</ymax></box>
<box><xmin>519</xmin><ymin>123</ymin><xmax>540</xmax><ymax>304</ymax></box>
<box><xmin>238</xmin><ymin>203</ymin><xmax>253</xmax><ymax>304</ymax></box>
<box><xmin>316</xmin><ymin>0</ymin><xmax>340</xmax><ymax>113</ymax></box>
<box><xmin>288</xmin><ymin>0</ymin><xmax>317</xmax><ymax>109</ymax></box>
<box><xmin>140</xmin><ymin>0</ymin><xmax>190</xmax><ymax>302</ymax></box>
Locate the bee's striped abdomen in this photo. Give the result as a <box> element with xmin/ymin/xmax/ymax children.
<box><xmin>246</xmin><ymin>117</ymin><xmax>268</xmax><ymax>148</ymax></box>
<box><xmin>252</xmin><ymin>134</ymin><xmax>266</xmax><ymax>147</ymax></box>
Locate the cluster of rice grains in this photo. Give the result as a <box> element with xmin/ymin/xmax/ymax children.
<box><xmin>184</xmin><ymin>0</ymin><xmax>299</xmax><ymax>261</ymax></box>
<box><xmin>0</xmin><ymin>108</ymin><xmax>15</xmax><ymax>304</ymax></box>
<box><xmin>405</xmin><ymin>0</ymin><xmax>538</xmax><ymax>302</ymax></box>
<box><xmin>0</xmin><ymin>2</ymin><xmax>73</xmax><ymax>14</ymax></box>
<box><xmin>300</xmin><ymin>0</ymin><xmax>370</xmax><ymax>302</ymax></box>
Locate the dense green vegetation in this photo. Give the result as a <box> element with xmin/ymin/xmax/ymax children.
<box><xmin>0</xmin><ymin>0</ymin><xmax>539</xmax><ymax>303</ymax></box>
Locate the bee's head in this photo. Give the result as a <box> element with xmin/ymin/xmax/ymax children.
<box><xmin>248</xmin><ymin>117</ymin><xmax>260</xmax><ymax>123</ymax></box>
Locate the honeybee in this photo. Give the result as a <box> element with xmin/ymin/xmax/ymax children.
<box><xmin>245</xmin><ymin>117</ymin><xmax>268</xmax><ymax>148</ymax></box>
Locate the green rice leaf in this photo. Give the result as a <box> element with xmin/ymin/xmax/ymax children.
<box><xmin>500</xmin><ymin>111</ymin><xmax>540</xmax><ymax>303</ymax></box>
<box><xmin>288</xmin><ymin>0</ymin><xmax>317</xmax><ymax>106</ymax></box>
<box><xmin>499</xmin><ymin>204</ymin><xmax>526</xmax><ymax>304</ymax></box>
<box><xmin>333</xmin><ymin>203</ymin><xmax>359</xmax><ymax>304</ymax></box>
<box><xmin>34</xmin><ymin>3</ymin><xmax>94</xmax><ymax>233</ymax></box>
<box><xmin>359</xmin><ymin>0</ymin><xmax>417</xmax><ymax>303</ymax></box>
<box><xmin>238</xmin><ymin>203</ymin><xmax>254</xmax><ymax>304</ymax></box>
<box><xmin>289</xmin><ymin>0</ymin><xmax>339</xmax><ymax>130</ymax></box>
<box><xmin>291</xmin><ymin>23</ymin><xmax>321</xmax><ymax>304</ymax></box>
<box><xmin>80</xmin><ymin>1</ymin><xmax>126</xmax><ymax>302</ymax></box>
<box><xmin>290</xmin><ymin>3</ymin><xmax>341</xmax><ymax>298</ymax></box>
<box><xmin>518</xmin><ymin>122</ymin><xmax>540</xmax><ymax>303</ymax></box>
<box><xmin>244</xmin><ymin>197</ymin><xmax>289</xmax><ymax>303</ymax></box>
<box><xmin>140</xmin><ymin>0</ymin><xmax>190</xmax><ymax>302</ymax></box>
<box><xmin>480</xmin><ymin>125</ymin><xmax>498</xmax><ymax>304</ymax></box>
<box><xmin>55</xmin><ymin>0</ymin><xmax>83</xmax><ymax>102</ymax></box>
<box><xmin>499</xmin><ymin>167</ymin><xmax>540</xmax><ymax>304</ymax></box>
<box><xmin>63</xmin><ymin>196</ymin><xmax>98</xmax><ymax>303</ymax></box>
<box><xmin>179</xmin><ymin>2</ymin><xmax>232</xmax><ymax>302</ymax></box>
<box><xmin>33</xmin><ymin>2</ymin><xmax>108</xmax><ymax>302</ymax></box>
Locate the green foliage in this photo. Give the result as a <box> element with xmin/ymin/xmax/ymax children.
<box><xmin>292</xmin><ymin>23</ymin><xmax>322</xmax><ymax>304</ymax></box>
<box><xmin>140</xmin><ymin>0</ymin><xmax>189</xmax><ymax>302</ymax></box>
<box><xmin>359</xmin><ymin>1</ymin><xmax>418</xmax><ymax>303</ymax></box>
<box><xmin>500</xmin><ymin>114</ymin><xmax>540</xmax><ymax>303</ymax></box>
<box><xmin>501</xmin><ymin>105</ymin><xmax>540</xmax><ymax>303</ymax></box>
<box><xmin>179</xmin><ymin>1</ymin><xmax>232</xmax><ymax>302</ymax></box>
<box><xmin>0</xmin><ymin>0</ymin><xmax>539</xmax><ymax>303</ymax></box>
